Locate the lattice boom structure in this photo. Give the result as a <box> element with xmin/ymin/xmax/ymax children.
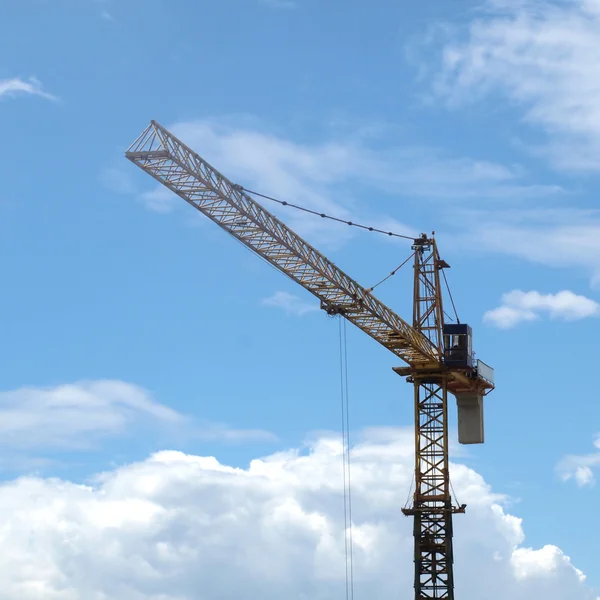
<box><xmin>126</xmin><ymin>121</ymin><xmax>437</xmax><ymax>367</ymax></box>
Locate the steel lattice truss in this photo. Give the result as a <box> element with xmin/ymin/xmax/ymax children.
<box><xmin>408</xmin><ymin>382</ymin><xmax>456</xmax><ymax>599</ymax></box>
<box><xmin>413</xmin><ymin>244</ymin><xmax>443</xmax><ymax>353</ymax></box>
<box><xmin>401</xmin><ymin>243</ymin><xmax>458</xmax><ymax>600</ymax></box>
<box><xmin>125</xmin><ymin>121</ymin><xmax>438</xmax><ymax>368</ymax></box>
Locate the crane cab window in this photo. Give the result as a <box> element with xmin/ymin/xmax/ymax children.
<box><xmin>443</xmin><ymin>323</ymin><xmax>473</xmax><ymax>369</ymax></box>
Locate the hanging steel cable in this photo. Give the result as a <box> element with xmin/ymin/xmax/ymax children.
<box><xmin>339</xmin><ymin>317</ymin><xmax>354</xmax><ymax>600</ymax></box>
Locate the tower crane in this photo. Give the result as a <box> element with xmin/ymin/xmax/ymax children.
<box><xmin>125</xmin><ymin>120</ymin><xmax>495</xmax><ymax>600</ymax></box>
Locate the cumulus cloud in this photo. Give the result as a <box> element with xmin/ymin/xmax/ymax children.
<box><xmin>435</xmin><ymin>0</ymin><xmax>600</xmax><ymax>170</ymax></box>
<box><xmin>557</xmin><ymin>435</ymin><xmax>600</xmax><ymax>487</ymax></box>
<box><xmin>262</xmin><ymin>291</ymin><xmax>319</xmax><ymax>316</ymax></box>
<box><xmin>484</xmin><ymin>290</ymin><xmax>599</xmax><ymax>328</ymax></box>
<box><xmin>0</xmin><ymin>428</ymin><xmax>592</xmax><ymax>599</ymax></box>
<box><xmin>0</xmin><ymin>77</ymin><xmax>56</xmax><ymax>102</ymax></box>
<box><xmin>510</xmin><ymin>545</ymin><xmax>586</xmax><ymax>583</ymax></box>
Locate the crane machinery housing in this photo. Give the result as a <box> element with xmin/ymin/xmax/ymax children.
<box><xmin>125</xmin><ymin>120</ymin><xmax>495</xmax><ymax>600</ymax></box>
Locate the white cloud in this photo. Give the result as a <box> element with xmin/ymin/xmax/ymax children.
<box><xmin>557</xmin><ymin>435</ymin><xmax>600</xmax><ymax>487</ymax></box>
<box><xmin>0</xmin><ymin>77</ymin><xmax>56</xmax><ymax>102</ymax></box>
<box><xmin>511</xmin><ymin>546</ymin><xmax>587</xmax><ymax>583</ymax></box>
<box><xmin>573</xmin><ymin>467</ymin><xmax>595</xmax><ymax>487</ymax></box>
<box><xmin>435</xmin><ymin>0</ymin><xmax>600</xmax><ymax>170</ymax></box>
<box><xmin>0</xmin><ymin>429</ymin><xmax>592</xmax><ymax>599</ymax></box>
<box><xmin>484</xmin><ymin>290</ymin><xmax>599</xmax><ymax>328</ymax></box>
<box><xmin>262</xmin><ymin>291</ymin><xmax>319</xmax><ymax>316</ymax></box>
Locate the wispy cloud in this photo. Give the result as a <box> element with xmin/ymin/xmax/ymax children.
<box><xmin>0</xmin><ymin>77</ymin><xmax>56</xmax><ymax>102</ymax></box>
<box><xmin>0</xmin><ymin>380</ymin><xmax>182</xmax><ymax>450</ymax></box>
<box><xmin>125</xmin><ymin>117</ymin><xmax>559</xmax><ymax>250</ymax></box>
<box><xmin>122</xmin><ymin>116</ymin><xmax>573</xmax><ymax>279</ymax></box>
<box><xmin>101</xmin><ymin>167</ymin><xmax>180</xmax><ymax>214</ymax></box>
<box><xmin>171</xmin><ymin>117</ymin><xmax>560</xmax><ymax>202</ymax></box>
<box><xmin>0</xmin><ymin>381</ymin><xmax>277</xmax><ymax>454</ymax></box>
<box><xmin>448</xmin><ymin>206</ymin><xmax>600</xmax><ymax>287</ymax></box>
<box><xmin>93</xmin><ymin>0</ymin><xmax>114</xmax><ymax>21</ymax></box>
<box><xmin>557</xmin><ymin>435</ymin><xmax>600</xmax><ymax>487</ymax></box>
<box><xmin>433</xmin><ymin>0</ymin><xmax>600</xmax><ymax>171</ymax></box>
<box><xmin>195</xmin><ymin>422</ymin><xmax>278</xmax><ymax>443</ymax></box>
<box><xmin>262</xmin><ymin>291</ymin><xmax>319</xmax><ymax>316</ymax></box>
<box><xmin>139</xmin><ymin>186</ymin><xmax>179</xmax><ymax>213</ymax></box>
<box><xmin>101</xmin><ymin>167</ymin><xmax>136</xmax><ymax>195</ymax></box>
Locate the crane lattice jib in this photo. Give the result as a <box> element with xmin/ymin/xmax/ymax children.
<box><xmin>126</xmin><ymin>120</ymin><xmax>439</xmax><ymax>367</ymax></box>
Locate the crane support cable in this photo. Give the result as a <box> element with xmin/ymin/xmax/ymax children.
<box><xmin>366</xmin><ymin>251</ymin><xmax>416</xmax><ymax>293</ymax></box>
<box><xmin>244</xmin><ymin>184</ymin><xmax>455</xmax><ymax>326</ymax></box>
<box><xmin>441</xmin><ymin>269</ymin><xmax>460</xmax><ymax>324</ymax></box>
<box><xmin>241</xmin><ymin>187</ymin><xmax>415</xmax><ymax>241</ymax></box>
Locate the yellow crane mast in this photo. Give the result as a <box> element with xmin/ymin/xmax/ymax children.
<box><xmin>125</xmin><ymin>120</ymin><xmax>495</xmax><ymax>600</ymax></box>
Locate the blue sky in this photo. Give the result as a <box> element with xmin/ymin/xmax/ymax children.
<box><xmin>0</xmin><ymin>0</ymin><xmax>599</xmax><ymax>597</ymax></box>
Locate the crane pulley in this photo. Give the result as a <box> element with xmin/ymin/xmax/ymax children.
<box><xmin>125</xmin><ymin>120</ymin><xmax>495</xmax><ymax>600</ymax></box>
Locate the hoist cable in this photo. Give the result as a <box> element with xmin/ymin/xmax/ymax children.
<box><xmin>338</xmin><ymin>317</ymin><xmax>354</xmax><ymax>600</ymax></box>
<box><xmin>343</xmin><ymin>319</ymin><xmax>355</xmax><ymax>600</ymax></box>
<box><xmin>339</xmin><ymin>317</ymin><xmax>349</xmax><ymax>600</ymax></box>
<box><xmin>241</xmin><ymin>187</ymin><xmax>415</xmax><ymax>241</ymax></box>
<box><xmin>404</xmin><ymin>472</ymin><xmax>415</xmax><ymax>511</ymax></box>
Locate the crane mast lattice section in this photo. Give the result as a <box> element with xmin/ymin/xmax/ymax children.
<box><xmin>400</xmin><ymin>238</ymin><xmax>461</xmax><ymax>600</ymax></box>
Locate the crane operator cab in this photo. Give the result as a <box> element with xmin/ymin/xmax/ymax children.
<box><xmin>442</xmin><ymin>322</ymin><xmax>494</xmax><ymax>445</ymax></box>
<box><xmin>443</xmin><ymin>323</ymin><xmax>473</xmax><ymax>369</ymax></box>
